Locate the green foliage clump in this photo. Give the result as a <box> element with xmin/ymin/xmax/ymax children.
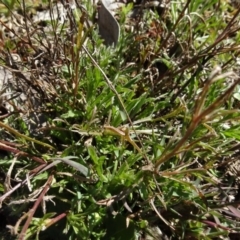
<box><xmin>0</xmin><ymin>0</ymin><xmax>240</xmax><ymax>239</ymax></box>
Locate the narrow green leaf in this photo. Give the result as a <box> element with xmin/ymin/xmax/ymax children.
<box><xmin>87</xmin><ymin>146</ymin><xmax>99</xmax><ymax>165</ymax></box>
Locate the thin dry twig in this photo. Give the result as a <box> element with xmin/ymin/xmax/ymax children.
<box><xmin>155</xmin><ymin>70</ymin><xmax>240</xmax><ymax>171</ymax></box>
<box><xmin>18</xmin><ymin>174</ymin><xmax>53</xmax><ymax>240</ymax></box>
<box><xmin>0</xmin><ymin>164</ymin><xmax>47</xmax><ymax>207</ymax></box>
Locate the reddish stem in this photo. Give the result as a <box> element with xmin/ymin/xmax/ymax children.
<box><xmin>18</xmin><ymin>174</ymin><xmax>53</xmax><ymax>240</ymax></box>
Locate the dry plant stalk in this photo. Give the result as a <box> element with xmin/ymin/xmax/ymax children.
<box><xmin>154</xmin><ymin>69</ymin><xmax>240</xmax><ymax>172</ymax></box>
<box><xmin>18</xmin><ymin>174</ymin><xmax>53</xmax><ymax>240</ymax></box>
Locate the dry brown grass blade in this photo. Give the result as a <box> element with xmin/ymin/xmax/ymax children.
<box><xmin>18</xmin><ymin>174</ymin><xmax>53</xmax><ymax>240</ymax></box>
<box><xmin>0</xmin><ymin>142</ymin><xmax>46</xmax><ymax>164</ymax></box>
<box><xmin>154</xmin><ymin>70</ymin><xmax>240</xmax><ymax>171</ymax></box>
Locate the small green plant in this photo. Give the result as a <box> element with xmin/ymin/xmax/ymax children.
<box><xmin>0</xmin><ymin>0</ymin><xmax>240</xmax><ymax>239</ymax></box>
